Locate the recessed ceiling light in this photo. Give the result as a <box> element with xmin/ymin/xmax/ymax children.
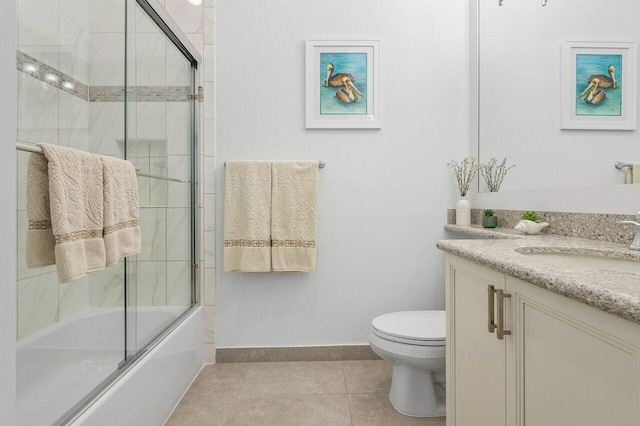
<box><xmin>188</xmin><ymin>0</ymin><xmax>202</xmax><ymax>5</ymax></box>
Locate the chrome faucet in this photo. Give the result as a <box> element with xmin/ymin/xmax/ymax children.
<box><xmin>617</xmin><ymin>210</ymin><xmax>640</xmax><ymax>251</ymax></box>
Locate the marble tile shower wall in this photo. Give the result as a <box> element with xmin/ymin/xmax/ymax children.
<box><xmin>17</xmin><ymin>0</ymin><xmax>93</xmax><ymax>340</ymax></box>
<box><xmin>202</xmin><ymin>0</ymin><xmax>217</xmax><ymax>364</ymax></box>
<box><xmin>160</xmin><ymin>0</ymin><xmax>217</xmax><ymax>363</ymax></box>
<box><xmin>16</xmin><ymin>0</ymin><xmax>206</xmax><ymax>340</ymax></box>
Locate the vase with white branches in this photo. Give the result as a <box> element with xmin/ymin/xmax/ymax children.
<box><xmin>447</xmin><ymin>157</ymin><xmax>479</xmax><ymax>226</ymax></box>
<box><xmin>480</xmin><ymin>157</ymin><xmax>515</xmax><ymax>192</ymax></box>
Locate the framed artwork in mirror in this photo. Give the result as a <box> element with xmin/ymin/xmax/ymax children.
<box><xmin>561</xmin><ymin>41</ymin><xmax>637</xmax><ymax>130</ymax></box>
<box><xmin>305</xmin><ymin>40</ymin><xmax>380</xmax><ymax>129</ymax></box>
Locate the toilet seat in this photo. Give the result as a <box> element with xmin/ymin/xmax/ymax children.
<box><xmin>371</xmin><ymin>311</ymin><xmax>445</xmax><ymax>346</ymax></box>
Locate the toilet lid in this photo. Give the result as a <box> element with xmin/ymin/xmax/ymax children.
<box><xmin>371</xmin><ymin>311</ymin><xmax>446</xmax><ymax>343</ymax></box>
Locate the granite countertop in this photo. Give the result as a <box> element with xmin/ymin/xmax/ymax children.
<box><xmin>444</xmin><ymin>224</ymin><xmax>527</xmax><ymax>239</ymax></box>
<box><xmin>438</xmin><ymin>225</ymin><xmax>640</xmax><ymax>325</ymax></box>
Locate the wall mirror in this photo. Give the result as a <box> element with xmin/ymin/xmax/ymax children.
<box><xmin>476</xmin><ymin>0</ymin><xmax>640</xmax><ymax>193</ymax></box>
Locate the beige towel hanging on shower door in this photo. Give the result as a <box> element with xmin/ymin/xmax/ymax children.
<box><xmin>26</xmin><ymin>152</ymin><xmax>56</xmax><ymax>268</ymax></box>
<box><xmin>29</xmin><ymin>143</ymin><xmax>106</xmax><ymax>283</ymax></box>
<box><xmin>101</xmin><ymin>155</ymin><xmax>142</xmax><ymax>267</ymax></box>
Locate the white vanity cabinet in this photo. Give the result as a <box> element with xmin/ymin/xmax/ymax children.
<box><xmin>446</xmin><ymin>254</ymin><xmax>508</xmax><ymax>426</ymax></box>
<box><xmin>446</xmin><ymin>254</ymin><xmax>640</xmax><ymax>426</ymax></box>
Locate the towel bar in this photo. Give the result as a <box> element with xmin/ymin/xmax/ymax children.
<box><xmin>224</xmin><ymin>160</ymin><xmax>326</xmax><ymax>169</ymax></box>
<box><xmin>16</xmin><ymin>142</ymin><xmax>190</xmax><ymax>183</ymax></box>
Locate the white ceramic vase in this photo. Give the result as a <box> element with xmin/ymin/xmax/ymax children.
<box><xmin>455</xmin><ymin>197</ymin><xmax>471</xmax><ymax>226</ymax></box>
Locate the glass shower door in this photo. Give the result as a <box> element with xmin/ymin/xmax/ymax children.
<box><xmin>15</xmin><ymin>0</ymin><xmax>128</xmax><ymax>424</ymax></box>
<box><xmin>125</xmin><ymin>0</ymin><xmax>197</xmax><ymax>355</ymax></box>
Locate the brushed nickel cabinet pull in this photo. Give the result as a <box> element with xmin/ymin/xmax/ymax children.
<box><xmin>496</xmin><ymin>289</ymin><xmax>511</xmax><ymax>340</ymax></box>
<box><xmin>488</xmin><ymin>285</ymin><xmax>497</xmax><ymax>333</ymax></box>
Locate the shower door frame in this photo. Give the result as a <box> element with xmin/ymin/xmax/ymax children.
<box><xmin>122</xmin><ymin>0</ymin><xmax>201</xmax><ymax>363</ymax></box>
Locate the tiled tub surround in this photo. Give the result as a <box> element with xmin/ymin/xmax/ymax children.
<box><xmin>447</xmin><ymin>209</ymin><xmax>638</xmax><ymax>245</ymax></box>
<box><xmin>17</xmin><ymin>51</ymin><xmax>190</xmax><ymax>103</ymax></box>
<box><xmin>436</xmin><ymin>233</ymin><xmax>640</xmax><ymax>325</ymax></box>
<box><xmin>17</xmin><ymin>51</ymin><xmax>89</xmax><ymax>101</ymax></box>
<box><xmin>16</xmin><ymin>76</ymin><xmax>193</xmax><ymax>339</ymax></box>
<box><xmin>89</xmin><ymin>85</ymin><xmax>191</xmax><ymax>102</ymax></box>
<box><xmin>16</xmin><ymin>112</ymin><xmax>192</xmax><ymax>340</ymax></box>
<box><xmin>16</xmin><ymin>0</ymin><xmax>214</xmax><ymax>355</ymax></box>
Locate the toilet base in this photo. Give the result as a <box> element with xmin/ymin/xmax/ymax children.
<box><xmin>389</xmin><ymin>364</ymin><xmax>446</xmax><ymax>417</ymax></box>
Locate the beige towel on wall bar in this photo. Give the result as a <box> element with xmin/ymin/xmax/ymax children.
<box><xmin>271</xmin><ymin>161</ymin><xmax>318</xmax><ymax>272</ymax></box>
<box><xmin>224</xmin><ymin>161</ymin><xmax>273</xmax><ymax>272</ymax></box>
<box><xmin>625</xmin><ymin>163</ymin><xmax>640</xmax><ymax>184</ymax></box>
<box><xmin>30</xmin><ymin>143</ymin><xmax>106</xmax><ymax>283</ymax></box>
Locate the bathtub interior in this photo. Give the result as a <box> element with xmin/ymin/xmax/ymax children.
<box><xmin>16</xmin><ymin>306</ymin><xmax>187</xmax><ymax>425</ymax></box>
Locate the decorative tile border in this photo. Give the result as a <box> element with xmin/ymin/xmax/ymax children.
<box><xmin>17</xmin><ymin>50</ymin><xmax>191</xmax><ymax>103</ymax></box>
<box><xmin>216</xmin><ymin>345</ymin><xmax>381</xmax><ymax>363</ymax></box>
<box><xmin>89</xmin><ymin>85</ymin><xmax>191</xmax><ymax>102</ymax></box>
<box><xmin>17</xmin><ymin>51</ymin><xmax>89</xmax><ymax>100</ymax></box>
<box><xmin>447</xmin><ymin>209</ymin><xmax>637</xmax><ymax>245</ymax></box>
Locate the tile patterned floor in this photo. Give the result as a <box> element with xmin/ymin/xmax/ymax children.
<box><xmin>165</xmin><ymin>360</ymin><xmax>446</xmax><ymax>426</ymax></box>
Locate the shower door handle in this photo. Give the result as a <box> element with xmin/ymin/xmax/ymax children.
<box><xmin>487</xmin><ymin>285</ymin><xmax>497</xmax><ymax>333</ymax></box>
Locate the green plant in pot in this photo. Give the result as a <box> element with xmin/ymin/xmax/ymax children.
<box><xmin>482</xmin><ymin>209</ymin><xmax>498</xmax><ymax>228</ymax></box>
<box><xmin>515</xmin><ymin>210</ymin><xmax>549</xmax><ymax>234</ymax></box>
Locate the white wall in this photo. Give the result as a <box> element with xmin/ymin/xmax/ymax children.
<box><xmin>215</xmin><ymin>0</ymin><xmax>469</xmax><ymax>348</ymax></box>
<box><xmin>0</xmin><ymin>0</ymin><xmax>17</xmax><ymax>421</ymax></box>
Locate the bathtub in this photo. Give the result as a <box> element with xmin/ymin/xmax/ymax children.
<box><xmin>17</xmin><ymin>306</ymin><xmax>203</xmax><ymax>426</ymax></box>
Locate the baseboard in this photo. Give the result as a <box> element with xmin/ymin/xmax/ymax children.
<box><xmin>216</xmin><ymin>345</ymin><xmax>381</xmax><ymax>363</ymax></box>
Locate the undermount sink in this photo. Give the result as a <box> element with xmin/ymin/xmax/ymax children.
<box><xmin>518</xmin><ymin>250</ymin><xmax>640</xmax><ymax>274</ymax></box>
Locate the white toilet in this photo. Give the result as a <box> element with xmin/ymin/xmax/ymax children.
<box><xmin>368</xmin><ymin>310</ymin><xmax>446</xmax><ymax>417</ymax></box>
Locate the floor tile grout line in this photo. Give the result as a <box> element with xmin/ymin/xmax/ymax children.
<box><xmin>207</xmin><ymin>366</ymin><xmax>244</xmax><ymax>424</ymax></box>
<box><xmin>340</xmin><ymin>362</ymin><xmax>355</xmax><ymax>425</ymax></box>
<box><xmin>234</xmin><ymin>391</ymin><xmax>348</xmax><ymax>396</ymax></box>
<box><xmin>219</xmin><ymin>377</ymin><xmax>240</xmax><ymax>426</ymax></box>
<box><xmin>339</xmin><ymin>359</ymin><xmax>349</xmax><ymax>394</ymax></box>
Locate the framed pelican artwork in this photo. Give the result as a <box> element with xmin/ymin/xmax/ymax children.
<box><xmin>305</xmin><ymin>40</ymin><xmax>380</xmax><ymax>129</ymax></box>
<box><xmin>561</xmin><ymin>41</ymin><xmax>637</xmax><ymax>130</ymax></box>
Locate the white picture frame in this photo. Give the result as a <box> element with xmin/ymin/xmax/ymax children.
<box><xmin>305</xmin><ymin>40</ymin><xmax>380</xmax><ymax>129</ymax></box>
<box><xmin>561</xmin><ymin>41</ymin><xmax>637</xmax><ymax>130</ymax></box>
